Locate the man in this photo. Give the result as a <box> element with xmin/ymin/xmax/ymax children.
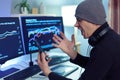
<box><xmin>37</xmin><ymin>0</ymin><xmax>120</xmax><ymax>80</ymax></box>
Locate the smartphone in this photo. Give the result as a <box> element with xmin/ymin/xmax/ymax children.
<box><xmin>34</xmin><ymin>39</ymin><xmax>43</xmax><ymax>54</ymax></box>
<box><xmin>34</xmin><ymin>39</ymin><xmax>49</xmax><ymax>61</ymax></box>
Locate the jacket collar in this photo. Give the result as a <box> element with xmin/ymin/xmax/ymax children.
<box><xmin>88</xmin><ymin>22</ymin><xmax>110</xmax><ymax>47</ymax></box>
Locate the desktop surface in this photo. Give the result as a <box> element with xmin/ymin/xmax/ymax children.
<box><xmin>1</xmin><ymin>61</ymin><xmax>82</xmax><ymax>80</ymax></box>
<box><xmin>1</xmin><ymin>51</ymin><xmax>70</xmax><ymax>79</ymax></box>
<box><xmin>1</xmin><ymin>51</ymin><xmax>81</xmax><ymax>80</ymax></box>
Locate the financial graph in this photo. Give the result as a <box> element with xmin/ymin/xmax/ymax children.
<box><xmin>0</xmin><ymin>26</ymin><xmax>23</xmax><ymax>58</ymax></box>
<box><xmin>0</xmin><ymin>30</ymin><xmax>18</xmax><ymax>39</ymax></box>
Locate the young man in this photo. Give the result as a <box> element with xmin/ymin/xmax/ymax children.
<box><xmin>37</xmin><ymin>0</ymin><xmax>120</xmax><ymax>80</ymax></box>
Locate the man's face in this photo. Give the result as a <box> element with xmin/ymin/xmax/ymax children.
<box><xmin>74</xmin><ymin>19</ymin><xmax>90</xmax><ymax>39</ymax></box>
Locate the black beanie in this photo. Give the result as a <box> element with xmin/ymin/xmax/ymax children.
<box><xmin>75</xmin><ymin>0</ymin><xmax>106</xmax><ymax>25</ymax></box>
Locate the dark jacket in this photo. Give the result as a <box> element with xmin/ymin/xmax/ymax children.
<box><xmin>48</xmin><ymin>22</ymin><xmax>120</xmax><ymax>80</ymax></box>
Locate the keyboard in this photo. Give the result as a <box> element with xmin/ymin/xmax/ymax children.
<box><xmin>40</xmin><ymin>64</ymin><xmax>79</xmax><ymax>77</ymax></box>
<box><xmin>4</xmin><ymin>65</ymin><xmax>41</xmax><ymax>80</ymax></box>
<box><xmin>48</xmin><ymin>56</ymin><xmax>70</xmax><ymax>66</ymax></box>
<box><xmin>0</xmin><ymin>68</ymin><xmax>19</xmax><ymax>78</ymax></box>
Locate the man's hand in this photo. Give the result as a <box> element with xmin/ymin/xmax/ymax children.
<box><xmin>37</xmin><ymin>52</ymin><xmax>52</xmax><ymax>76</ymax></box>
<box><xmin>52</xmin><ymin>32</ymin><xmax>77</xmax><ymax>60</ymax></box>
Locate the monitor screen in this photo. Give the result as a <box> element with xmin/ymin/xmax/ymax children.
<box><xmin>0</xmin><ymin>17</ymin><xmax>24</xmax><ymax>64</ymax></box>
<box><xmin>21</xmin><ymin>16</ymin><xmax>64</xmax><ymax>54</ymax></box>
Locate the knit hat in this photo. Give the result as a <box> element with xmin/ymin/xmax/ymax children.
<box><xmin>75</xmin><ymin>0</ymin><xmax>106</xmax><ymax>25</ymax></box>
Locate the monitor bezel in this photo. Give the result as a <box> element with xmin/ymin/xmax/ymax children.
<box><xmin>0</xmin><ymin>17</ymin><xmax>24</xmax><ymax>64</ymax></box>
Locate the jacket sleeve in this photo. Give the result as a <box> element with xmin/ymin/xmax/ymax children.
<box><xmin>70</xmin><ymin>53</ymin><xmax>90</xmax><ymax>68</ymax></box>
<box><xmin>78</xmin><ymin>48</ymin><xmax>113</xmax><ymax>80</ymax></box>
<box><xmin>48</xmin><ymin>72</ymin><xmax>72</xmax><ymax>80</ymax></box>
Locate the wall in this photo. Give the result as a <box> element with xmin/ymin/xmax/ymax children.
<box><xmin>0</xmin><ymin>0</ymin><xmax>12</xmax><ymax>17</ymax></box>
<box><xmin>11</xmin><ymin>0</ymin><xmax>108</xmax><ymax>15</ymax></box>
<box><xmin>11</xmin><ymin>0</ymin><xmax>81</xmax><ymax>15</ymax></box>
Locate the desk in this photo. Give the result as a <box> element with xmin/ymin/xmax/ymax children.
<box><xmin>0</xmin><ymin>62</ymin><xmax>84</xmax><ymax>80</ymax></box>
<box><xmin>26</xmin><ymin>61</ymin><xmax>83</xmax><ymax>80</ymax></box>
<box><xmin>0</xmin><ymin>51</ymin><xmax>84</xmax><ymax>80</ymax></box>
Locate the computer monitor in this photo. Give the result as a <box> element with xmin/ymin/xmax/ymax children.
<box><xmin>0</xmin><ymin>17</ymin><xmax>24</xmax><ymax>64</ymax></box>
<box><xmin>20</xmin><ymin>16</ymin><xmax>64</xmax><ymax>54</ymax></box>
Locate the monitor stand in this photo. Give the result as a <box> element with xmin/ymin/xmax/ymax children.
<box><xmin>0</xmin><ymin>65</ymin><xmax>19</xmax><ymax>78</ymax></box>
